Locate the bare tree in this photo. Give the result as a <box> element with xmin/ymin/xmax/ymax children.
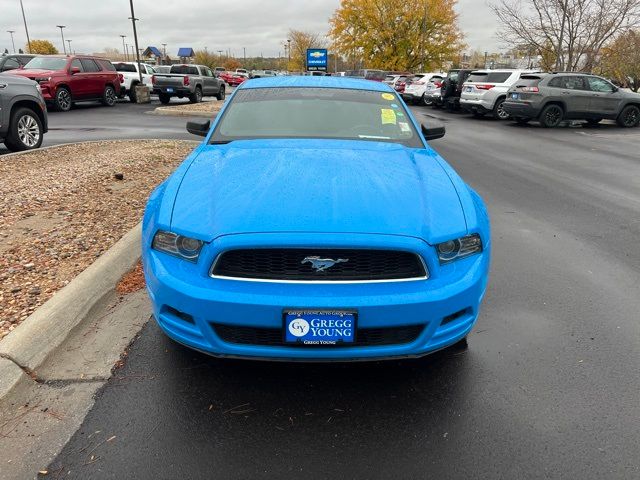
<box><xmin>491</xmin><ymin>0</ymin><xmax>640</xmax><ymax>71</ymax></box>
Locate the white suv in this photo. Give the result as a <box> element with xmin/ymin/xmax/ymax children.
<box><xmin>403</xmin><ymin>72</ymin><xmax>445</xmax><ymax>105</ymax></box>
<box><xmin>460</xmin><ymin>70</ymin><xmax>541</xmax><ymax>119</ymax></box>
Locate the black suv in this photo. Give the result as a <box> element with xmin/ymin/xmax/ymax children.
<box><xmin>439</xmin><ymin>69</ymin><xmax>473</xmax><ymax>110</ymax></box>
<box><xmin>503</xmin><ymin>72</ymin><xmax>640</xmax><ymax>128</ymax></box>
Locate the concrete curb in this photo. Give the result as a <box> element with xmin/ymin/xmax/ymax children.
<box><xmin>0</xmin><ymin>223</ymin><xmax>142</xmax><ymax>394</ymax></box>
<box><xmin>1</xmin><ymin>139</ymin><xmax>199</xmax><ymax>159</ymax></box>
<box><xmin>149</xmin><ymin>107</ymin><xmax>220</xmax><ymax>118</ymax></box>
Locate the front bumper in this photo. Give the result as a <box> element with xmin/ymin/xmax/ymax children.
<box><xmin>143</xmin><ymin>232</ymin><xmax>490</xmax><ymax>361</ymax></box>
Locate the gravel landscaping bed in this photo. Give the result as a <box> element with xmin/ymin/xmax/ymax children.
<box><xmin>154</xmin><ymin>100</ymin><xmax>224</xmax><ymax>115</ymax></box>
<box><xmin>0</xmin><ymin>140</ymin><xmax>195</xmax><ymax>340</ymax></box>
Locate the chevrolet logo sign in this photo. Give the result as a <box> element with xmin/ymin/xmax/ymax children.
<box><xmin>310</xmin><ymin>51</ymin><xmax>325</xmax><ymax>58</ymax></box>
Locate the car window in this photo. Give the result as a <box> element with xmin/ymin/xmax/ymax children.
<box><xmin>97</xmin><ymin>60</ymin><xmax>116</xmax><ymax>71</ymax></box>
<box><xmin>70</xmin><ymin>59</ymin><xmax>84</xmax><ymax>72</ymax></box>
<box><xmin>211</xmin><ymin>87</ymin><xmax>423</xmax><ymax>148</ymax></box>
<box><xmin>448</xmin><ymin>72</ymin><xmax>460</xmax><ymax>81</ymax></box>
<box><xmin>203</xmin><ymin>67</ymin><xmax>213</xmax><ymax>77</ymax></box>
<box><xmin>114</xmin><ymin>63</ymin><xmax>136</xmax><ymax>72</ymax></box>
<box><xmin>24</xmin><ymin>57</ymin><xmax>68</xmax><ymax>70</ymax></box>
<box><xmin>548</xmin><ymin>77</ymin><xmax>563</xmax><ymax>88</ymax></box>
<box><xmin>587</xmin><ymin>77</ymin><xmax>615</xmax><ymax>93</ymax></box>
<box><xmin>1</xmin><ymin>58</ymin><xmax>20</xmax><ymax>71</ymax></box>
<box><xmin>146</xmin><ymin>65</ymin><xmax>156</xmax><ymax>74</ymax></box>
<box><xmin>80</xmin><ymin>59</ymin><xmax>100</xmax><ymax>72</ymax></box>
<box><xmin>562</xmin><ymin>76</ymin><xmax>588</xmax><ymax>90</ymax></box>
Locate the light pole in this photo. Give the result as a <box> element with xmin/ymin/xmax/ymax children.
<box><xmin>120</xmin><ymin>35</ymin><xmax>127</xmax><ymax>60</ymax></box>
<box><xmin>287</xmin><ymin>38</ymin><xmax>291</xmax><ymax>64</ymax></box>
<box><xmin>7</xmin><ymin>30</ymin><xmax>16</xmax><ymax>53</ymax></box>
<box><xmin>243</xmin><ymin>47</ymin><xmax>246</xmax><ymax>64</ymax></box>
<box><xmin>19</xmin><ymin>0</ymin><xmax>31</xmax><ymax>53</ymax></box>
<box><xmin>56</xmin><ymin>25</ymin><xmax>66</xmax><ymax>55</ymax></box>
<box><xmin>128</xmin><ymin>0</ymin><xmax>143</xmax><ymax>84</ymax></box>
<box><xmin>161</xmin><ymin>43</ymin><xmax>166</xmax><ymax>61</ymax></box>
<box><xmin>66</xmin><ymin>39</ymin><xmax>72</xmax><ymax>55</ymax></box>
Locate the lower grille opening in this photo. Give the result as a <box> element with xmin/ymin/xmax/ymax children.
<box><xmin>441</xmin><ymin>308</ymin><xmax>471</xmax><ymax>326</ymax></box>
<box><xmin>164</xmin><ymin>306</ymin><xmax>195</xmax><ymax>325</ymax></box>
<box><xmin>212</xmin><ymin>324</ymin><xmax>425</xmax><ymax>347</ymax></box>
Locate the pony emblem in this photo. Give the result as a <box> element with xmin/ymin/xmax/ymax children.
<box><xmin>301</xmin><ymin>256</ymin><xmax>349</xmax><ymax>272</ymax></box>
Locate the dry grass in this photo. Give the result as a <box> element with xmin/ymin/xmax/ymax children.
<box><xmin>156</xmin><ymin>100</ymin><xmax>224</xmax><ymax>114</ymax></box>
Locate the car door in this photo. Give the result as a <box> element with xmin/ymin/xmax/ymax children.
<box><xmin>201</xmin><ymin>67</ymin><xmax>216</xmax><ymax>95</ymax></box>
<box><xmin>67</xmin><ymin>58</ymin><xmax>88</xmax><ymax>98</ymax></box>
<box><xmin>0</xmin><ymin>79</ymin><xmax>10</xmax><ymax>131</ymax></box>
<box><xmin>80</xmin><ymin>58</ymin><xmax>104</xmax><ymax>98</ymax></box>
<box><xmin>559</xmin><ymin>76</ymin><xmax>591</xmax><ymax>117</ymax></box>
<box><xmin>585</xmin><ymin>76</ymin><xmax>622</xmax><ymax>117</ymax></box>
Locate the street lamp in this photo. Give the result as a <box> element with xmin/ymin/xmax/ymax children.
<box><xmin>19</xmin><ymin>0</ymin><xmax>32</xmax><ymax>54</ymax></box>
<box><xmin>56</xmin><ymin>25</ymin><xmax>66</xmax><ymax>55</ymax></box>
<box><xmin>287</xmin><ymin>38</ymin><xmax>291</xmax><ymax>64</ymax></box>
<box><xmin>66</xmin><ymin>39</ymin><xmax>72</xmax><ymax>55</ymax></box>
<box><xmin>7</xmin><ymin>30</ymin><xmax>16</xmax><ymax>53</ymax></box>
<box><xmin>120</xmin><ymin>35</ymin><xmax>127</xmax><ymax>60</ymax></box>
<box><xmin>161</xmin><ymin>43</ymin><xmax>166</xmax><ymax>57</ymax></box>
<box><xmin>127</xmin><ymin>0</ymin><xmax>143</xmax><ymax>84</ymax></box>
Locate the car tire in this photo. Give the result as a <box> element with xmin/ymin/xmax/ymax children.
<box><xmin>616</xmin><ymin>105</ymin><xmax>640</xmax><ymax>128</ymax></box>
<box><xmin>215</xmin><ymin>85</ymin><xmax>225</xmax><ymax>101</ymax></box>
<box><xmin>422</xmin><ymin>94</ymin><xmax>433</xmax><ymax>106</ymax></box>
<box><xmin>189</xmin><ymin>86</ymin><xmax>203</xmax><ymax>103</ymax></box>
<box><xmin>101</xmin><ymin>85</ymin><xmax>117</xmax><ymax>107</ymax></box>
<box><xmin>159</xmin><ymin>93</ymin><xmax>171</xmax><ymax>104</ymax></box>
<box><xmin>493</xmin><ymin>98</ymin><xmax>510</xmax><ymax>120</ymax></box>
<box><xmin>3</xmin><ymin>107</ymin><xmax>43</xmax><ymax>152</ymax></box>
<box><xmin>539</xmin><ymin>104</ymin><xmax>564</xmax><ymax>128</ymax></box>
<box><xmin>53</xmin><ymin>87</ymin><xmax>72</xmax><ymax>112</ymax></box>
<box><xmin>128</xmin><ymin>83</ymin><xmax>138</xmax><ymax>103</ymax></box>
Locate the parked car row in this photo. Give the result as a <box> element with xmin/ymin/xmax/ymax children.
<box><xmin>413</xmin><ymin>68</ymin><xmax>640</xmax><ymax>128</ymax></box>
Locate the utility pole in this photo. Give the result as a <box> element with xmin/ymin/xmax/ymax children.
<box><xmin>120</xmin><ymin>35</ymin><xmax>127</xmax><ymax>60</ymax></box>
<box><xmin>19</xmin><ymin>0</ymin><xmax>31</xmax><ymax>54</ymax></box>
<box><xmin>243</xmin><ymin>47</ymin><xmax>246</xmax><ymax>64</ymax></box>
<box><xmin>128</xmin><ymin>0</ymin><xmax>143</xmax><ymax>83</ymax></box>
<box><xmin>287</xmin><ymin>38</ymin><xmax>291</xmax><ymax>64</ymax></box>
<box><xmin>7</xmin><ymin>30</ymin><xmax>16</xmax><ymax>53</ymax></box>
<box><xmin>56</xmin><ymin>25</ymin><xmax>66</xmax><ymax>54</ymax></box>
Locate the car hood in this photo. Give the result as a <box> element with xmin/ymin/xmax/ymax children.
<box><xmin>170</xmin><ymin>139</ymin><xmax>467</xmax><ymax>244</ymax></box>
<box><xmin>8</xmin><ymin>68</ymin><xmax>58</xmax><ymax>78</ymax></box>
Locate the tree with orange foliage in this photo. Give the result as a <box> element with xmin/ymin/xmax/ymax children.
<box><xmin>329</xmin><ymin>0</ymin><xmax>464</xmax><ymax>71</ymax></box>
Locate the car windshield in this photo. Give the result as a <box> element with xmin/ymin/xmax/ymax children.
<box><xmin>23</xmin><ymin>57</ymin><xmax>67</xmax><ymax>70</ymax></box>
<box><xmin>211</xmin><ymin>87</ymin><xmax>423</xmax><ymax>148</ymax></box>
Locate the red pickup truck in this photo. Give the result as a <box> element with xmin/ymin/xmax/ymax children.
<box><xmin>8</xmin><ymin>55</ymin><xmax>121</xmax><ymax>111</ymax></box>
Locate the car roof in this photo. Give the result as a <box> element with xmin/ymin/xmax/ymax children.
<box><xmin>238</xmin><ymin>75</ymin><xmax>395</xmax><ymax>92</ymax></box>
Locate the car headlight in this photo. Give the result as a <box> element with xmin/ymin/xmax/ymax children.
<box><xmin>34</xmin><ymin>77</ymin><xmax>51</xmax><ymax>83</ymax></box>
<box><xmin>436</xmin><ymin>234</ymin><xmax>483</xmax><ymax>264</ymax></box>
<box><xmin>152</xmin><ymin>230</ymin><xmax>204</xmax><ymax>262</ymax></box>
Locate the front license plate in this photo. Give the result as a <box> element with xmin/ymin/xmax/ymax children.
<box><xmin>284</xmin><ymin>310</ymin><xmax>356</xmax><ymax>345</ymax></box>
<box><xmin>511</xmin><ymin>93</ymin><xmax>519</xmax><ymax>99</ymax></box>
<box><xmin>166</xmin><ymin>87</ymin><xmax>174</xmax><ymax>93</ymax></box>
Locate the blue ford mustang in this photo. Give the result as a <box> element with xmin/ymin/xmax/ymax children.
<box><xmin>142</xmin><ymin>76</ymin><xmax>490</xmax><ymax>361</ymax></box>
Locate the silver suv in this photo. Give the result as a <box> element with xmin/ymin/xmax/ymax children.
<box><xmin>460</xmin><ymin>69</ymin><xmax>540</xmax><ymax>120</ymax></box>
<box><xmin>503</xmin><ymin>72</ymin><xmax>640</xmax><ymax>128</ymax></box>
<box><xmin>0</xmin><ymin>74</ymin><xmax>48</xmax><ymax>151</ymax></box>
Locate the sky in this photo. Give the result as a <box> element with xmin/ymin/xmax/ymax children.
<box><xmin>0</xmin><ymin>0</ymin><xmax>500</xmax><ymax>57</ymax></box>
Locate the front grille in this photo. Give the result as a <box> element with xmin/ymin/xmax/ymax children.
<box><xmin>212</xmin><ymin>324</ymin><xmax>425</xmax><ymax>347</ymax></box>
<box><xmin>211</xmin><ymin>248</ymin><xmax>427</xmax><ymax>281</ymax></box>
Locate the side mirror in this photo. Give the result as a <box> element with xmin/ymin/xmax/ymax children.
<box><xmin>70</xmin><ymin>66</ymin><xmax>81</xmax><ymax>74</ymax></box>
<box><xmin>421</xmin><ymin>121</ymin><xmax>446</xmax><ymax>141</ymax></box>
<box><xmin>186</xmin><ymin>119</ymin><xmax>210</xmax><ymax>137</ymax></box>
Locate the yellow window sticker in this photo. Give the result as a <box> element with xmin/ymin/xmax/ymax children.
<box><xmin>381</xmin><ymin>93</ymin><xmax>395</xmax><ymax>100</ymax></box>
<box><xmin>381</xmin><ymin>108</ymin><xmax>397</xmax><ymax>125</ymax></box>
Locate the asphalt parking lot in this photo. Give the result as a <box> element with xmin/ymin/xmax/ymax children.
<box><xmin>17</xmin><ymin>102</ymin><xmax>635</xmax><ymax>478</ymax></box>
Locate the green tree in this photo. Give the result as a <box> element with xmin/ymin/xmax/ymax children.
<box><xmin>27</xmin><ymin>39</ymin><xmax>58</xmax><ymax>54</ymax></box>
<box><xmin>329</xmin><ymin>0</ymin><xmax>464</xmax><ymax>71</ymax></box>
